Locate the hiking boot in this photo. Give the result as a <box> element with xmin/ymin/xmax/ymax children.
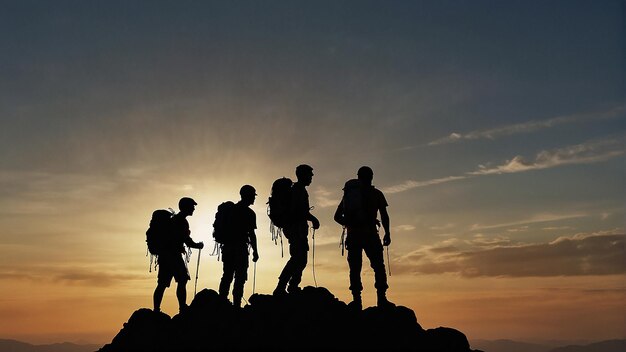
<box><xmin>348</xmin><ymin>299</ymin><xmax>362</xmax><ymax>311</ymax></box>
<box><xmin>273</xmin><ymin>280</ymin><xmax>288</xmax><ymax>296</ymax></box>
<box><xmin>287</xmin><ymin>285</ymin><xmax>301</xmax><ymax>294</ymax></box>
<box><xmin>349</xmin><ymin>291</ymin><xmax>362</xmax><ymax>311</ymax></box>
<box><xmin>377</xmin><ymin>291</ymin><xmax>395</xmax><ymax>309</ymax></box>
<box><xmin>273</xmin><ymin>288</ymin><xmax>287</xmax><ymax>296</ymax></box>
<box><xmin>179</xmin><ymin>304</ymin><xmax>189</xmax><ymax>314</ymax></box>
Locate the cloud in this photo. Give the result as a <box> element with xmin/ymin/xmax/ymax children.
<box><xmin>52</xmin><ymin>271</ymin><xmax>145</xmax><ymax>287</ymax></box>
<box><xmin>312</xmin><ymin>187</ymin><xmax>340</xmax><ymax>208</ymax></box>
<box><xmin>468</xmin><ymin>234</ymin><xmax>513</xmax><ymax>247</ymax></box>
<box><xmin>394</xmin><ymin>225</ymin><xmax>416</xmax><ymax>232</ymax></box>
<box><xmin>429</xmin><ymin>223</ymin><xmax>456</xmax><ymax>231</ymax></box>
<box><xmin>428</xmin><ymin>105</ymin><xmax>625</xmax><ymax>146</ymax></box>
<box><xmin>0</xmin><ymin>266</ymin><xmax>146</xmax><ymax>287</ymax></box>
<box><xmin>470</xmin><ymin>212</ymin><xmax>588</xmax><ymax>231</ymax></box>
<box><xmin>384</xmin><ymin>137</ymin><xmax>624</xmax><ymax>194</ymax></box>
<box><xmin>542</xmin><ymin>226</ymin><xmax>574</xmax><ymax>231</ymax></box>
<box><xmin>394</xmin><ymin>232</ymin><xmax>625</xmax><ymax>277</ymax></box>
<box><xmin>469</xmin><ymin>139</ymin><xmax>624</xmax><ymax>175</ymax></box>
<box><xmin>382</xmin><ymin>176</ymin><xmax>467</xmax><ymax>194</ymax></box>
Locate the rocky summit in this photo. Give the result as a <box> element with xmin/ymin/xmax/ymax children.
<box><xmin>99</xmin><ymin>286</ymin><xmax>480</xmax><ymax>352</ymax></box>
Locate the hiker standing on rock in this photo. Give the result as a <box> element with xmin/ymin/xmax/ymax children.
<box><xmin>217</xmin><ymin>185</ymin><xmax>260</xmax><ymax>308</ymax></box>
<box><xmin>153</xmin><ymin>197</ymin><xmax>204</xmax><ymax>314</ymax></box>
<box><xmin>273</xmin><ymin>164</ymin><xmax>320</xmax><ymax>295</ymax></box>
<box><xmin>334</xmin><ymin>166</ymin><xmax>394</xmax><ymax>309</ymax></box>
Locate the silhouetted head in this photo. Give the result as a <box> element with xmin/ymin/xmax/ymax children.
<box><xmin>178</xmin><ymin>197</ymin><xmax>197</xmax><ymax>216</ymax></box>
<box><xmin>357</xmin><ymin>166</ymin><xmax>374</xmax><ymax>185</ymax></box>
<box><xmin>240</xmin><ymin>184</ymin><xmax>257</xmax><ymax>206</ymax></box>
<box><xmin>295</xmin><ymin>164</ymin><xmax>314</xmax><ymax>186</ymax></box>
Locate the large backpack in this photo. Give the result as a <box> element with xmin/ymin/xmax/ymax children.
<box><xmin>341</xmin><ymin>179</ymin><xmax>367</xmax><ymax>226</ymax></box>
<box><xmin>267</xmin><ymin>177</ymin><xmax>293</xmax><ymax>229</ymax></box>
<box><xmin>267</xmin><ymin>177</ymin><xmax>293</xmax><ymax>254</ymax></box>
<box><xmin>146</xmin><ymin>208</ymin><xmax>175</xmax><ymax>256</ymax></box>
<box><xmin>212</xmin><ymin>201</ymin><xmax>237</xmax><ymax>245</ymax></box>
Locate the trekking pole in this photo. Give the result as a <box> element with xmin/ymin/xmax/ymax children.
<box><xmin>340</xmin><ymin>227</ymin><xmax>346</xmax><ymax>256</ymax></box>
<box><xmin>312</xmin><ymin>228</ymin><xmax>318</xmax><ymax>287</ymax></box>
<box><xmin>194</xmin><ymin>247</ymin><xmax>201</xmax><ymax>296</ymax></box>
<box><xmin>253</xmin><ymin>261</ymin><xmax>257</xmax><ymax>295</ymax></box>
<box><xmin>386</xmin><ymin>246</ymin><xmax>392</xmax><ymax>277</ymax></box>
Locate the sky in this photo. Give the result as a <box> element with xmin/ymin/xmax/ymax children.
<box><xmin>0</xmin><ymin>0</ymin><xmax>624</xmax><ymax>346</ymax></box>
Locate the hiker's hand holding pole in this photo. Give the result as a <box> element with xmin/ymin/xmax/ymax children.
<box><xmin>383</xmin><ymin>233</ymin><xmax>391</xmax><ymax>246</ymax></box>
<box><xmin>252</xmin><ymin>250</ymin><xmax>259</xmax><ymax>262</ymax></box>
<box><xmin>197</xmin><ymin>241</ymin><xmax>205</xmax><ymax>249</ymax></box>
<box><xmin>311</xmin><ymin>216</ymin><xmax>320</xmax><ymax>230</ymax></box>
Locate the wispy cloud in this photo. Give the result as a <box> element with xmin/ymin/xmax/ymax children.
<box><xmin>0</xmin><ymin>265</ymin><xmax>146</xmax><ymax>287</ymax></box>
<box><xmin>428</xmin><ymin>105</ymin><xmax>625</xmax><ymax>146</ymax></box>
<box><xmin>382</xmin><ymin>176</ymin><xmax>467</xmax><ymax>194</ymax></box>
<box><xmin>384</xmin><ymin>137</ymin><xmax>624</xmax><ymax>194</ymax></box>
<box><xmin>393</xmin><ymin>230</ymin><xmax>625</xmax><ymax>277</ymax></box>
<box><xmin>313</xmin><ymin>187</ymin><xmax>340</xmax><ymax>208</ymax></box>
<box><xmin>470</xmin><ymin>212</ymin><xmax>588</xmax><ymax>231</ymax></box>
<box><xmin>469</xmin><ymin>139</ymin><xmax>624</xmax><ymax>175</ymax></box>
<box><xmin>394</xmin><ymin>225</ymin><xmax>416</xmax><ymax>232</ymax></box>
<box><xmin>542</xmin><ymin>226</ymin><xmax>574</xmax><ymax>231</ymax></box>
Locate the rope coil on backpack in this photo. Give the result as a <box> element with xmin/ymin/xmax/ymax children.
<box><xmin>211</xmin><ymin>242</ymin><xmax>222</xmax><ymax>261</ymax></box>
<box><xmin>340</xmin><ymin>227</ymin><xmax>346</xmax><ymax>256</ymax></box>
<box><xmin>269</xmin><ymin>219</ymin><xmax>284</xmax><ymax>258</ymax></box>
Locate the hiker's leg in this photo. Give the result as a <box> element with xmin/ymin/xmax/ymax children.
<box><xmin>347</xmin><ymin>246</ymin><xmax>364</xmax><ymax>294</ymax></box>
<box><xmin>154</xmin><ymin>262</ymin><xmax>173</xmax><ymax>312</ymax></box>
<box><xmin>288</xmin><ymin>240</ymin><xmax>308</xmax><ymax>290</ymax></box>
<box><xmin>153</xmin><ymin>283</ymin><xmax>167</xmax><ymax>312</ymax></box>
<box><xmin>364</xmin><ymin>239</ymin><xmax>393</xmax><ymax>307</ymax></box>
<box><xmin>232</xmin><ymin>258</ymin><xmax>249</xmax><ymax>306</ymax></box>
<box><xmin>176</xmin><ymin>280</ymin><xmax>188</xmax><ymax>311</ymax></box>
<box><xmin>277</xmin><ymin>237</ymin><xmax>301</xmax><ymax>284</ymax></box>
<box><xmin>219</xmin><ymin>259</ymin><xmax>235</xmax><ymax>298</ymax></box>
<box><xmin>364</xmin><ymin>240</ymin><xmax>388</xmax><ymax>293</ymax></box>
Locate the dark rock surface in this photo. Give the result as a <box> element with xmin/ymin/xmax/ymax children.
<box><xmin>99</xmin><ymin>286</ymin><xmax>480</xmax><ymax>352</ymax></box>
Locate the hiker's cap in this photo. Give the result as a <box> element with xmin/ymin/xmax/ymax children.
<box><xmin>179</xmin><ymin>197</ymin><xmax>197</xmax><ymax>208</ymax></box>
<box><xmin>240</xmin><ymin>184</ymin><xmax>257</xmax><ymax>197</ymax></box>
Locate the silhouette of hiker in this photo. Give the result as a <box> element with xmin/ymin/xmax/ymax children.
<box><xmin>218</xmin><ymin>185</ymin><xmax>260</xmax><ymax>308</ymax></box>
<box><xmin>153</xmin><ymin>197</ymin><xmax>204</xmax><ymax>314</ymax></box>
<box><xmin>334</xmin><ymin>166</ymin><xmax>393</xmax><ymax>309</ymax></box>
<box><xmin>273</xmin><ymin>164</ymin><xmax>320</xmax><ymax>295</ymax></box>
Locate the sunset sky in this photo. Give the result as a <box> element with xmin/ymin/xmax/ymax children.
<box><xmin>1</xmin><ymin>0</ymin><xmax>624</xmax><ymax>346</ymax></box>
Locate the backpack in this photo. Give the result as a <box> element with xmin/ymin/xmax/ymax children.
<box><xmin>341</xmin><ymin>179</ymin><xmax>367</xmax><ymax>226</ymax></box>
<box><xmin>212</xmin><ymin>201</ymin><xmax>237</xmax><ymax>245</ymax></box>
<box><xmin>267</xmin><ymin>177</ymin><xmax>293</xmax><ymax>229</ymax></box>
<box><xmin>146</xmin><ymin>208</ymin><xmax>175</xmax><ymax>256</ymax></box>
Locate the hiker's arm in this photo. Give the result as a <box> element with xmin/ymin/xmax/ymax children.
<box><xmin>184</xmin><ymin>235</ymin><xmax>204</xmax><ymax>250</ymax></box>
<box><xmin>380</xmin><ymin>206</ymin><xmax>391</xmax><ymax>246</ymax></box>
<box><xmin>249</xmin><ymin>230</ymin><xmax>259</xmax><ymax>262</ymax></box>
<box><xmin>333</xmin><ymin>202</ymin><xmax>345</xmax><ymax>226</ymax></box>
<box><xmin>307</xmin><ymin>212</ymin><xmax>320</xmax><ymax>230</ymax></box>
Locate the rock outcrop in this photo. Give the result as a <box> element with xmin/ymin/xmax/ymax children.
<box><xmin>99</xmin><ymin>286</ymin><xmax>480</xmax><ymax>352</ymax></box>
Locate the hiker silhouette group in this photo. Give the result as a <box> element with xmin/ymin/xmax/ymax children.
<box><xmin>148</xmin><ymin>165</ymin><xmax>393</xmax><ymax>313</ymax></box>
